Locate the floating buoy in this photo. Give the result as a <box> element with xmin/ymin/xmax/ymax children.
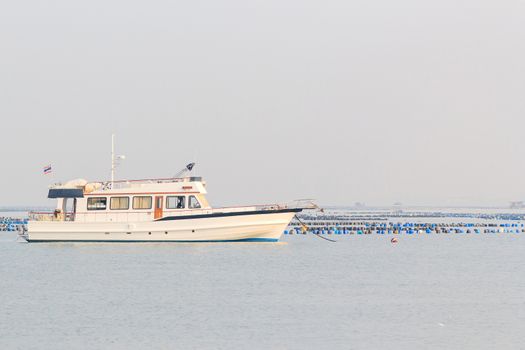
<box><xmin>391</xmin><ymin>237</ymin><xmax>398</xmax><ymax>243</ymax></box>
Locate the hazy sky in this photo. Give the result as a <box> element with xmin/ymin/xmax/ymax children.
<box><xmin>1</xmin><ymin>0</ymin><xmax>524</xmax><ymax>207</ymax></box>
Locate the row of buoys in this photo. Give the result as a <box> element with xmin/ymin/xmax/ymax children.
<box><xmin>300</xmin><ymin>213</ymin><xmax>525</xmax><ymax>221</ymax></box>
<box><xmin>0</xmin><ymin>217</ymin><xmax>28</xmax><ymax>232</ymax></box>
<box><xmin>284</xmin><ymin>227</ymin><xmax>524</xmax><ymax>235</ymax></box>
<box><xmin>0</xmin><ymin>218</ymin><xmax>28</xmax><ymax>224</ymax></box>
<box><xmin>0</xmin><ymin>224</ymin><xmax>25</xmax><ymax>232</ymax></box>
<box><xmin>290</xmin><ymin>221</ymin><xmax>525</xmax><ymax>229</ymax></box>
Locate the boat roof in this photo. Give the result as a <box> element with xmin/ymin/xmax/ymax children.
<box><xmin>49</xmin><ymin>176</ymin><xmax>207</xmax><ymax>198</ymax></box>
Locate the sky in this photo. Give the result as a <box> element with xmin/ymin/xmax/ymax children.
<box><xmin>1</xmin><ymin>0</ymin><xmax>524</xmax><ymax>207</ymax></box>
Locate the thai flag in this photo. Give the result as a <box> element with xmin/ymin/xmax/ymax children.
<box><xmin>43</xmin><ymin>165</ymin><xmax>52</xmax><ymax>175</ymax></box>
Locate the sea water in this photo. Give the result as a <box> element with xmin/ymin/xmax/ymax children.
<box><xmin>0</xmin><ymin>231</ymin><xmax>524</xmax><ymax>349</ymax></box>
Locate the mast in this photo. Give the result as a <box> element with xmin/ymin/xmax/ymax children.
<box><xmin>111</xmin><ymin>133</ymin><xmax>115</xmax><ymax>186</ymax></box>
<box><xmin>110</xmin><ymin>134</ymin><xmax>125</xmax><ymax>187</ymax></box>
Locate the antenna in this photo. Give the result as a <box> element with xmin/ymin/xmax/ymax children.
<box><xmin>111</xmin><ymin>134</ymin><xmax>126</xmax><ymax>187</ymax></box>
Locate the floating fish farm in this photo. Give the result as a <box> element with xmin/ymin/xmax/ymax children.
<box><xmin>286</xmin><ymin>210</ymin><xmax>525</xmax><ymax>235</ymax></box>
<box><xmin>286</xmin><ymin>221</ymin><xmax>525</xmax><ymax>235</ymax></box>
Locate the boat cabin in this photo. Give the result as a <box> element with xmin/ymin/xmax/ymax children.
<box><xmin>43</xmin><ymin>177</ymin><xmax>211</xmax><ymax>222</ymax></box>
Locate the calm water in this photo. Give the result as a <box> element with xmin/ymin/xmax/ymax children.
<box><xmin>1</xmin><ymin>232</ymin><xmax>524</xmax><ymax>349</ymax></box>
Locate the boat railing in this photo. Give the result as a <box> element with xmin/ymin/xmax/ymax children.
<box><xmin>211</xmin><ymin>201</ymin><xmax>317</xmax><ymax>212</ymax></box>
<box><xmin>284</xmin><ymin>199</ymin><xmax>319</xmax><ymax>210</ymax></box>
<box><xmin>29</xmin><ymin>211</ymin><xmax>75</xmax><ymax>222</ymax></box>
<box><xmin>95</xmin><ymin>176</ymin><xmax>202</xmax><ymax>190</ymax></box>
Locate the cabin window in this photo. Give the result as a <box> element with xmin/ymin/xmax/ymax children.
<box><xmin>110</xmin><ymin>197</ymin><xmax>129</xmax><ymax>210</ymax></box>
<box><xmin>188</xmin><ymin>195</ymin><xmax>201</xmax><ymax>209</ymax></box>
<box><xmin>166</xmin><ymin>196</ymin><xmax>185</xmax><ymax>209</ymax></box>
<box><xmin>133</xmin><ymin>196</ymin><xmax>152</xmax><ymax>209</ymax></box>
<box><xmin>87</xmin><ymin>197</ymin><xmax>107</xmax><ymax>210</ymax></box>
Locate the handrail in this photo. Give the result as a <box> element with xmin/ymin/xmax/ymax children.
<box><xmin>90</xmin><ymin>176</ymin><xmax>198</xmax><ymax>185</ymax></box>
<box><xmin>29</xmin><ymin>211</ymin><xmax>75</xmax><ymax>215</ymax></box>
<box><xmin>28</xmin><ymin>211</ymin><xmax>75</xmax><ymax>222</ymax></box>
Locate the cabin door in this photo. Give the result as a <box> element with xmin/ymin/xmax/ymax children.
<box><xmin>154</xmin><ymin>196</ymin><xmax>163</xmax><ymax>219</ymax></box>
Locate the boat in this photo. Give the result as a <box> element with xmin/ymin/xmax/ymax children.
<box><xmin>24</xmin><ymin>136</ymin><xmax>312</xmax><ymax>243</ymax></box>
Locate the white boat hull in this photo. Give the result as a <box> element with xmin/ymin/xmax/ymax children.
<box><xmin>27</xmin><ymin>210</ymin><xmax>298</xmax><ymax>242</ymax></box>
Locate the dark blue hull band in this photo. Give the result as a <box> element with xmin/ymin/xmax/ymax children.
<box><xmin>155</xmin><ymin>208</ymin><xmax>302</xmax><ymax>221</ymax></box>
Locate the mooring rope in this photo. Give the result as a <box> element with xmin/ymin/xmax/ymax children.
<box><xmin>294</xmin><ymin>214</ymin><xmax>336</xmax><ymax>242</ymax></box>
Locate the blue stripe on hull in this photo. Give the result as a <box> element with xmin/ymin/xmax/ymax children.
<box><xmin>26</xmin><ymin>238</ymin><xmax>280</xmax><ymax>243</ymax></box>
<box><xmin>156</xmin><ymin>208</ymin><xmax>301</xmax><ymax>221</ymax></box>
